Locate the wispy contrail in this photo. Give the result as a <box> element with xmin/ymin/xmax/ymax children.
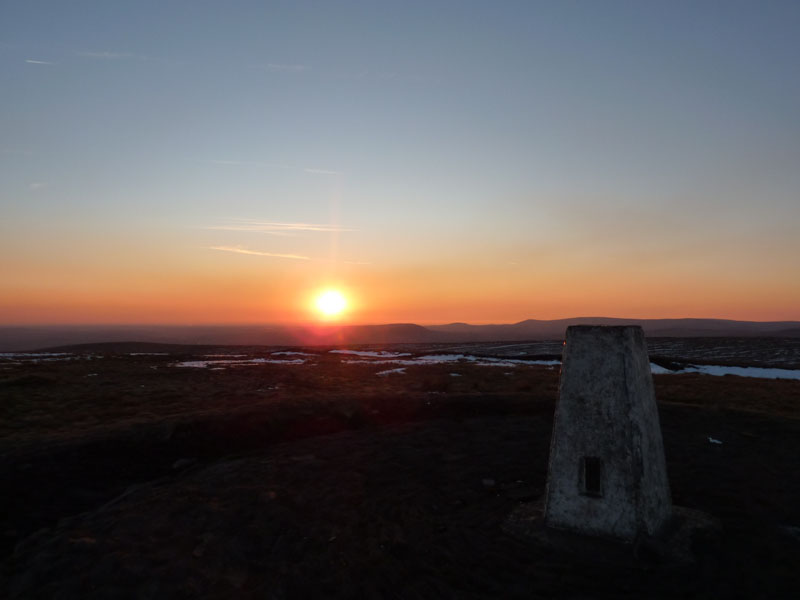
<box><xmin>207</xmin><ymin>220</ymin><xmax>355</xmax><ymax>234</ymax></box>
<box><xmin>209</xmin><ymin>246</ymin><xmax>310</xmax><ymax>260</ymax></box>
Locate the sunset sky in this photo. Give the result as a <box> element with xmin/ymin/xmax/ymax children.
<box><xmin>2</xmin><ymin>1</ymin><xmax>799</xmax><ymax>325</ymax></box>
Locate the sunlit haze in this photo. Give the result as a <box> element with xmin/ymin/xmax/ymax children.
<box><xmin>2</xmin><ymin>1</ymin><xmax>799</xmax><ymax>325</ymax></box>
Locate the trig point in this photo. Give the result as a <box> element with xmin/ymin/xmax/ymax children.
<box><xmin>544</xmin><ymin>325</ymin><xmax>672</xmax><ymax>540</ymax></box>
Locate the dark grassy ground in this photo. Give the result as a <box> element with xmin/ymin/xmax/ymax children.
<box><xmin>2</xmin><ymin>350</ymin><xmax>799</xmax><ymax>598</ymax></box>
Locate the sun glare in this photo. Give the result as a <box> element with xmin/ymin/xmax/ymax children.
<box><xmin>315</xmin><ymin>289</ymin><xmax>347</xmax><ymax>318</ymax></box>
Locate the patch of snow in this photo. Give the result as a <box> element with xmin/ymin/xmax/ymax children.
<box><xmin>30</xmin><ymin>357</ymin><xmax>78</xmax><ymax>362</ymax></box>
<box><xmin>417</xmin><ymin>355</ymin><xmax>560</xmax><ymax>366</ymax></box>
<box><xmin>330</xmin><ymin>349</ymin><xmax>412</xmax><ymax>358</ymax></box>
<box><xmin>342</xmin><ymin>359</ymin><xmax>418</xmax><ymax>366</ymax></box>
<box><xmin>338</xmin><ymin>355</ymin><xmax>562</xmax><ymax>368</ymax></box>
<box><xmin>708</xmin><ymin>437</ymin><xmax>723</xmax><ymax>444</ymax></box>
<box><xmin>682</xmin><ymin>364</ymin><xmax>800</xmax><ymax>380</ymax></box>
<box><xmin>259</xmin><ymin>358</ymin><xmax>306</xmax><ymax>365</ymax></box>
<box><xmin>272</xmin><ymin>351</ymin><xmax>314</xmax><ymax>356</ymax></box>
<box><xmin>174</xmin><ymin>361</ymin><xmax>220</xmax><ymax>368</ymax></box>
<box><xmin>485</xmin><ymin>358</ymin><xmax>556</xmax><ymax>365</ymax></box>
<box><xmin>376</xmin><ymin>367</ymin><xmax>407</xmax><ymax>376</ymax></box>
<box><xmin>324</xmin><ymin>351</ymin><xmax>800</xmax><ymax>380</ymax></box>
<box><xmin>651</xmin><ymin>362</ymin><xmax>800</xmax><ymax>380</ymax></box>
<box><xmin>0</xmin><ymin>352</ymin><xmax>77</xmax><ymax>362</ymax></box>
<box><xmin>0</xmin><ymin>352</ymin><xmax>73</xmax><ymax>358</ymax></box>
<box><xmin>415</xmin><ymin>354</ymin><xmax>491</xmax><ymax>364</ymax></box>
<box><xmin>415</xmin><ymin>354</ymin><xmax>472</xmax><ymax>363</ymax></box>
<box><xmin>173</xmin><ymin>358</ymin><xmax>305</xmax><ymax>368</ymax></box>
<box><xmin>450</xmin><ymin>372</ymin><xmax>462</xmax><ymax>377</ymax></box>
<box><xmin>203</xmin><ymin>354</ymin><xmax>248</xmax><ymax>358</ymax></box>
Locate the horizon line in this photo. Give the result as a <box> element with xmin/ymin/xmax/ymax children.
<box><xmin>2</xmin><ymin>316</ymin><xmax>799</xmax><ymax>329</ymax></box>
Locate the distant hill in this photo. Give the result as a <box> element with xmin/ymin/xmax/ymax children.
<box><xmin>1</xmin><ymin>318</ymin><xmax>798</xmax><ymax>351</ymax></box>
<box><xmin>0</xmin><ymin>323</ymin><xmax>447</xmax><ymax>352</ymax></box>
<box><xmin>428</xmin><ymin>317</ymin><xmax>800</xmax><ymax>341</ymax></box>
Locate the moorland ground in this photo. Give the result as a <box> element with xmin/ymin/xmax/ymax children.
<box><xmin>2</xmin><ymin>344</ymin><xmax>800</xmax><ymax>598</ymax></box>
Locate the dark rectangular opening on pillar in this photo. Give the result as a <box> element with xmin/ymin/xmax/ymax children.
<box><xmin>581</xmin><ymin>456</ymin><xmax>603</xmax><ymax>497</ymax></box>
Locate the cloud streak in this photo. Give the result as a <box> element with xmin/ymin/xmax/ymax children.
<box><xmin>25</xmin><ymin>59</ymin><xmax>55</xmax><ymax>65</ymax></box>
<box><xmin>209</xmin><ymin>246</ymin><xmax>310</xmax><ymax>260</ymax></box>
<box><xmin>208</xmin><ymin>219</ymin><xmax>355</xmax><ymax>234</ymax></box>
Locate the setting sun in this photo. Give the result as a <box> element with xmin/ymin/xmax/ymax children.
<box><xmin>315</xmin><ymin>290</ymin><xmax>348</xmax><ymax>318</ymax></box>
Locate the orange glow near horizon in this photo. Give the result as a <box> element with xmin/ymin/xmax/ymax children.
<box><xmin>1</xmin><ymin>257</ymin><xmax>799</xmax><ymax>326</ymax></box>
<box><xmin>1</xmin><ymin>229</ymin><xmax>799</xmax><ymax>326</ymax></box>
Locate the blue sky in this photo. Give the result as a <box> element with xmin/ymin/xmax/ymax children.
<box><xmin>2</xmin><ymin>1</ymin><xmax>799</xmax><ymax>324</ymax></box>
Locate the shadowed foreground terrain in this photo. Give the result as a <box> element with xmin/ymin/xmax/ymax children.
<box><xmin>2</xmin><ymin>344</ymin><xmax>800</xmax><ymax>598</ymax></box>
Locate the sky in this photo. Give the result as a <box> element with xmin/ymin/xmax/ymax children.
<box><xmin>1</xmin><ymin>0</ymin><xmax>799</xmax><ymax>325</ymax></box>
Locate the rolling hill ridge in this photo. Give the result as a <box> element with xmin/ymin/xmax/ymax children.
<box><xmin>1</xmin><ymin>318</ymin><xmax>799</xmax><ymax>351</ymax></box>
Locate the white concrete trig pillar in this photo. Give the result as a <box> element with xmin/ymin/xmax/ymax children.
<box><xmin>544</xmin><ymin>325</ymin><xmax>672</xmax><ymax>540</ymax></box>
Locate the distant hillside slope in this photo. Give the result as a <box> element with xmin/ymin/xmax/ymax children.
<box><xmin>1</xmin><ymin>318</ymin><xmax>798</xmax><ymax>351</ymax></box>
<box><xmin>0</xmin><ymin>323</ymin><xmax>447</xmax><ymax>352</ymax></box>
<box><xmin>428</xmin><ymin>318</ymin><xmax>800</xmax><ymax>341</ymax></box>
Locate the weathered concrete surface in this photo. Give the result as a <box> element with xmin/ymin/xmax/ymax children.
<box><xmin>544</xmin><ymin>325</ymin><xmax>672</xmax><ymax>540</ymax></box>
